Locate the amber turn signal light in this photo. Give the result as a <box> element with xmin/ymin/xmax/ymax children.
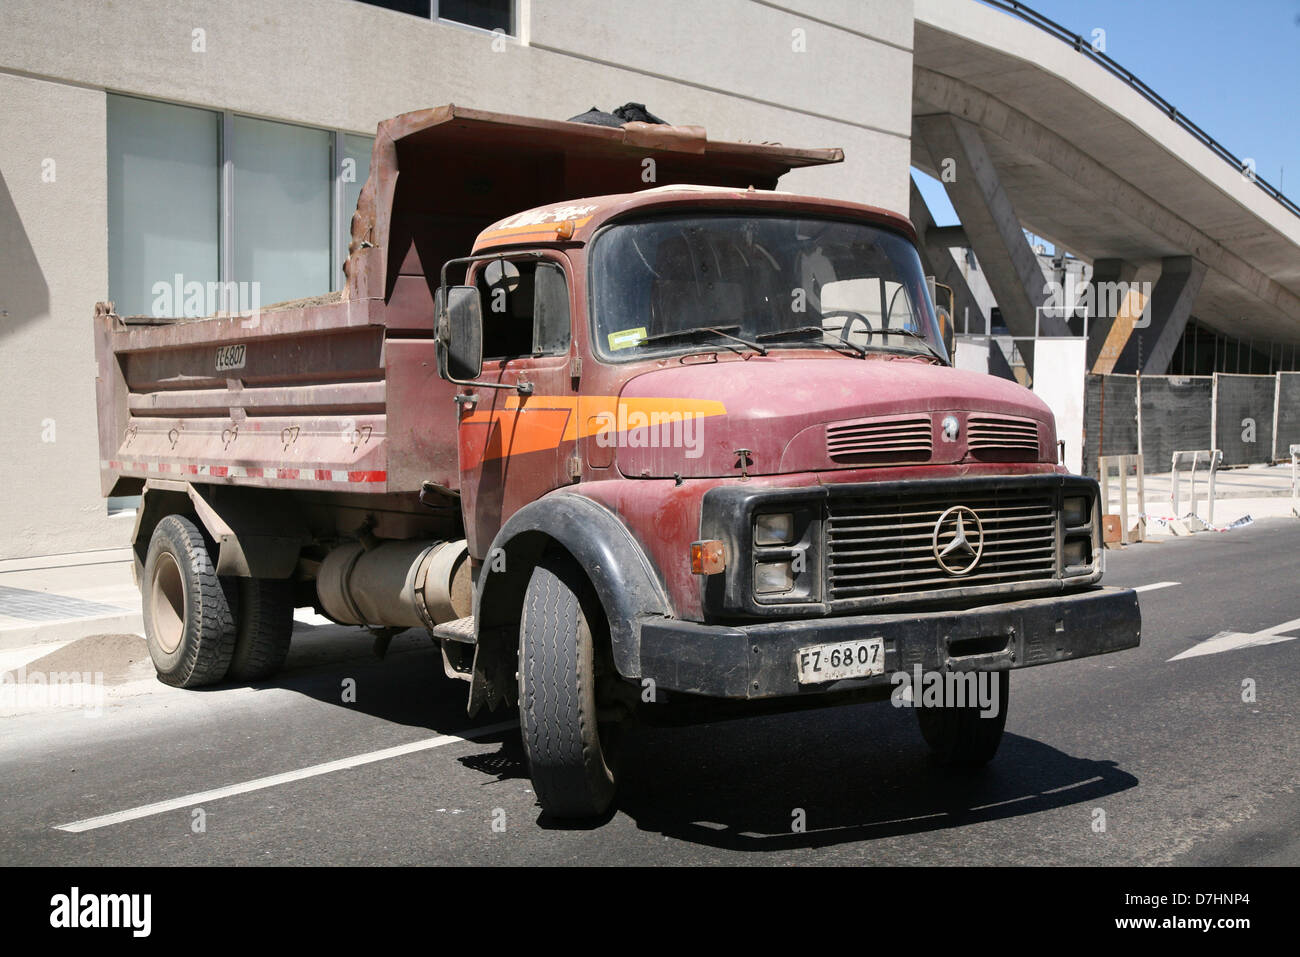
<box><xmin>690</xmin><ymin>540</ymin><xmax>726</xmax><ymax>575</ymax></box>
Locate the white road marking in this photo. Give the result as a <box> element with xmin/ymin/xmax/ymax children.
<box><xmin>53</xmin><ymin>720</ymin><xmax>517</xmax><ymax>833</ymax></box>
<box><xmin>1169</xmin><ymin>618</ymin><xmax>1300</xmax><ymax>662</ymax></box>
<box><xmin>1133</xmin><ymin>581</ymin><xmax>1180</xmax><ymax>593</ymax></box>
<box><xmin>1040</xmin><ymin>775</ymin><xmax>1104</xmax><ymax>795</ymax></box>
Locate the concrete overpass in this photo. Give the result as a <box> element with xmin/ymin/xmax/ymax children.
<box><xmin>908</xmin><ymin>0</ymin><xmax>1300</xmax><ymax>375</ymax></box>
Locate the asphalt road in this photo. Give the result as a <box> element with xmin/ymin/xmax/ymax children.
<box><xmin>3</xmin><ymin>519</ymin><xmax>1298</xmax><ymax>866</ymax></box>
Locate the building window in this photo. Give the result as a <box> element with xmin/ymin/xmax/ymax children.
<box><xmin>437</xmin><ymin>0</ymin><xmax>512</xmax><ymax>33</ymax></box>
<box><xmin>107</xmin><ymin>97</ymin><xmax>220</xmax><ymax>320</ymax></box>
<box><xmin>355</xmin><ymin>0</ymin><xmax>513</xmax><ymax>35</ymax></box>
<box><xmin>106</xmin><ymin>94</ymin><xmax>374</xmax><ymax>318</ymax></box>
<box><xmin>232</xmin><ymin>116</ymin><xmax>333</xmax><ymax>307</ymax></box>
<box><xmin>356</xmin><ymin>0</ymin><xmax>432</xmax><ymax>15</ymax></box>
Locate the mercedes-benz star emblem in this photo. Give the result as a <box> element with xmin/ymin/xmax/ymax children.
<box><xmin>941</xmin><ymin>414</ymin><xmax>960</xmax><ymax>442</ymax></box>
<box><xmin>931</xmin><ymin>505</ymin><xmax>984</xmax><ymax>576</ymax></box>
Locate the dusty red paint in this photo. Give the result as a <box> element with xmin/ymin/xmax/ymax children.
<box><xmin>614</xmin><ymin>354</ymin><xmax>1056</xmax><ymax>478</ymax></box>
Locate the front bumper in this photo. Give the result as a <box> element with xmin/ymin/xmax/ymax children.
<box><xmin>638</xmin><ymin>586</ymin><xmax>1141</xmax><ymax>700</ymax></box>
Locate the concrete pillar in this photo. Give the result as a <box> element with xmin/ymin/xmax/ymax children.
<box><xmin>1084</xmin><ymin>258</ymin><xmax>1140</xmax><ymax>371</ymax></box>
<box><xmin>909</xmin><ymin>179</ymin><xmax>1015</xmax><ymax>381</ymax></box>
<box><xmin>909</xmin><ymin>179</ymin><xmax>987</xmax><ymax>336</ymax></box>
<box><xmin>925</xmin><ymin>225</ymin><xmax>968</xmax><ymax>247</ymax></box>
<box><xmin>1125</xmin><ymin>257</ymin><xmax>1207</xmax><ymax>374</ymax></box>
<box><xmin>914</xmin><ymin>114</ymin><xmax>1071</xmax><ymax>369</ymax></box>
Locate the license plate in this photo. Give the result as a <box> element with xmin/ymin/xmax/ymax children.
<box><xmin>795</xmin><ymin>637</ymin><xmax>885</xmax><ymax>684</ymax></box>
<box><xmin>215</xmin><ymin>343</ymin><xmax>246</xmax><ymax>372</ymax></box>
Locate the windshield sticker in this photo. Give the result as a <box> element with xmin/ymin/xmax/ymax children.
<box><xmin>608</xmin><ymin>327</ymin><xmax>647</xmax><ymax>351</ymax></box>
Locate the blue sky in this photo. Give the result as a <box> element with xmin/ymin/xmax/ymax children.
<box><xmin>914</xmin><ymin>0</ymin><xmax>1300</xmax><ymax>229</ymax></box>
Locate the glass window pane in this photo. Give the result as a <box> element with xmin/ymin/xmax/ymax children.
<box><xmin>233</xmin><ymin>116</ymin><xmax>332</xmax><ymax>307</ymax></box>
<box><xmin>533</xmin><ymin>262</ymin><xmax>570</xmax><ymax>356</ymax></box>
<box><xmin>356</xmin><ymin>0</ymin><xmax>431</xmax><ymax>16</ymax></box>
<box><xmin>438</xmin><ymin>0</ymin><xmax>511</xmax><ymax>33</ymax></box>
<box><xmin>589</xmin><ymin>214</ymin><xmax>944</xmax><ymax>362</ymax></box>
<box><xmin>107</xmin><ymin>95</ymin><xmax>220</xmax><ymax>318</ymax></box>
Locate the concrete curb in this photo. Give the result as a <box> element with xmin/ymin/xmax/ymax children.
<box><xmin>0</xmin><ymin>611</ymin><xmax>144</xmax><ymax>651</ymax></box>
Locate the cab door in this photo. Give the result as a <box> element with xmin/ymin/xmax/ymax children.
<box><xmin>456</xmin><ymin>252</ymin><xmax>577</xmax><ymax>560</ymax></box>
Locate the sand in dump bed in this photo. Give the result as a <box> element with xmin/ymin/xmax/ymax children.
<box><xmin>120</xmin><ymin>287</ymin><xmax>346</xmax><ymax>321</ymax></box>
<box><xmin>16</xmin><ymin>633</ymin><xmax>152</xmax><ymax>685</ymax></box>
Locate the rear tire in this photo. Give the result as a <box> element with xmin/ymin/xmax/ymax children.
<box><xmin>142</xmin><ymin>514</ymin><xmax>238</xmax><ymax>688</ymax></box>
<box><xmin>915</xmin><ymin>670</ymin><xmax>1010</xmax><ymax>768</ymax></box>
<box><xmin>228</xmin><ymin>578</ymin><xmax>295</xmax><ymax>682</ymax></box>
<box><xmin>518</xmin><ymin>555</ymin><xmax>620</xmax><ymax>819</ymax></box>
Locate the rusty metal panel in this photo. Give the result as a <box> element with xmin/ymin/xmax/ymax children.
<box><xmin>344</xmin><ymin>104</ymin><xmax>846</xmax><ymax>304</ymax></box>
<box><xmin>384</xmin><ymin>338</ymin><xmax>461</xmax><ymax>493</ymax></box>
<box><xmin>96</xmin><ymin>299</ymin><xmax>413</xmax><ymax>495</ymax></box>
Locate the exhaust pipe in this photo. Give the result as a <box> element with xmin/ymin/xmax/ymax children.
<box><xmin>317</xmin><ymin>539</ymin><xmax>471</xmax><ymax>631</ymax></box>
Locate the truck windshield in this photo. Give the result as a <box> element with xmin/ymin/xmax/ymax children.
<box><xmin>589</xmin><ymin>213</ymin><xmax>948</xmax><ymax>363</ymax></box>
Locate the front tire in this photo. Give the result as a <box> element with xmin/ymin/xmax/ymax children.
<box><xmin>915</xmin><ymin>670</ymin><xmax>1010</xmax><ymax>768</ymax></box>
<box><xmin>142</xmin><ymin>514</ymin><xmax>238</xmax><ymax>688</ymax></box>
<box><xmin>518</xmin><ymin>554</ymin><xmax>620</xmax><ymax>818</ymax></box>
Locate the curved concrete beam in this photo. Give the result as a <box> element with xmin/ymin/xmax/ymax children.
<box><xmin>913</xmin><ymin>66</ymin><xmax>1300</xmax><ymax>339</ymax></box>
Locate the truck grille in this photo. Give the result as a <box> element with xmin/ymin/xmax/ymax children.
<box><xmin>967</xmin><ymin>414</ymin><xmax>1039</xmax><ymax>456</ymax></box>
<box><xmin>825</xmin><ymin>415</ymin><xmax>933</xmax><ymax>463</ymax></box>
<box><xmin>826</xmin><ymin>488</ymin><xmax>1057</xmax><ymax>601</ymax></box>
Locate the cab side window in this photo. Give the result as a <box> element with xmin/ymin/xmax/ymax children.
<box><xmin>478</xmin><ymin>259</ymin><xmax>571</xmax><ymax>360</ymax></box>
<box><xmin>532</xmin><ymin>262</ymin><xmax>570</xmax><ymax>356</ymax></box>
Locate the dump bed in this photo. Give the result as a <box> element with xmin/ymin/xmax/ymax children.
<box><xmin>95</xmin><ymin>105</ymin><xmax>842</xmax><ymax>500</ymax></box>
<box><xmin>93</xmin><ymin>295</ymin><xmax>452</xmax><ymax>498</ymax></box>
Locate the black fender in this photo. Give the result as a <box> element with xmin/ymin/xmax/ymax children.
<box><xmin>133</xmin><ymin>480</ymin><xmax>307</xmax><ymax>583</ymax></box>
<box><xmin>469</xmin><ymin>493</ymin><xmax>672</xmax><ymax>713</ymax></box>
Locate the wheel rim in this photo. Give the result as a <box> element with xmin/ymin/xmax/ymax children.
<box><xmin>151</xmin><ymin>551</ymin><xmax>186</xmax><ymax>654</ymax></box>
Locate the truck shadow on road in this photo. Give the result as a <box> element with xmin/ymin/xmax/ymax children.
<box><xmin>605</xmin><ymin>704</ymin><xmax>1139</xmax><ymax>850</ymax></box>
<box><xmin>243</xmin><ymin>627</ymin><xmax>491</xmax><ymax>732</ymax></box>
<box><xmin>253</xmin><ymin>631</ymin><xmax>1136</xmax><ymax>845</ymax></box>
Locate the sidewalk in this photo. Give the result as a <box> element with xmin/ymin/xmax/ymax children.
<box><xmin>1105</xmin><ymin>461</ymin><xmax>1299</xmax><ymax>538</ymax></box>
<box><xmin>0</xmin><ymin>548</ymin><xmax>351</xmax><ymax>719</ymax></box>
<box><xmin>0</xmin><ymin>548</ymin><xmax>142</xmax><ymax>651</ymax></box>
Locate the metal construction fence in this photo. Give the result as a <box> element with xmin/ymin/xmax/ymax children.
<box><xmin>1276</xmin><ymin>372</ymin><xmax>1300</xmax><ymax>462</ymax></box>
<box><xmin>1083</xmin><ymin>372</ymin><xmax>1296</xmax><ymax>476</ymax></box>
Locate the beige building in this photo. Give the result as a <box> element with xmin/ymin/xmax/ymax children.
<box><xmin>0</xmin><ymin>0</ymin><xmax>917</xmax><ymax>562</ymax></box>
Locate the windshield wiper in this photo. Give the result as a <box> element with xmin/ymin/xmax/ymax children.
<box><xmin>865</xmin><ymin>326</ymin><xmax>946</xmax><ymax>360</ymax></box>
<box><xmin>635</xmin><ymin>325</ymin><xmax>767</xmax><ymax>355</ymax></box>
<box><xmin>756</xmin><ymin>325</ymin><xmax>867</xmax><ymax>358</ymax></box>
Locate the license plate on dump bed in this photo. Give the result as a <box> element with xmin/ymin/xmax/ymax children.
<box><xmin>795</xmin><ymin>637</ymin><xmax>885</xmax><ymax>684</ymax></box>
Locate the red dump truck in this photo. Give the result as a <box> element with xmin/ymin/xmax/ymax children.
<box><xmin>95</xmin><ymin>105</ymin><xmax>1140</xmax><ymax>818</ymax></box>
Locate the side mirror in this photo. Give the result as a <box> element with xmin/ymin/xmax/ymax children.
<box><xmin>927</xmin><ymin>277</ymin><xmax>956</xmax><ymax>360</ymax></box>
<box><xmin>435</xmin><ymin>285</ymin><xmax>483</xmax><ymax>382</ymax></box>
<box><xmin>937</xmin><ymin>304</ymin><xmax>955</xmax><ymax>357</ymax></box>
